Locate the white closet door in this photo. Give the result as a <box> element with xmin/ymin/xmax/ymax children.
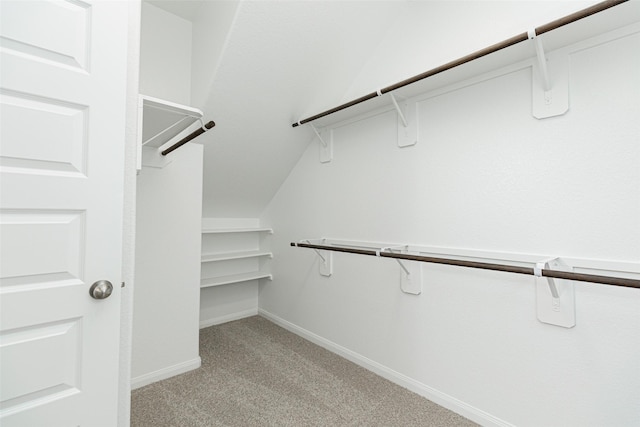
<box><xmin>0</xmin><ymin>1</ymin><xmax>129</xmax><ymax>425</ymax></box>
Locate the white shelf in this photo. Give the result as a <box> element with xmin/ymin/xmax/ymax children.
<box><xmin>199</xmin><ymin>221</ymin><xmax>273</xmax><ymax>294</ymax></box>
<box><xmin>139</xmin><ymin>95</ymin><xmax>203</xmax><ymax>148</ymax></box>
<box><xmin>201</xmin><ymin>250</ymin><xmax>273</xmax><ymax>263</ymax></box>
<box><xmin>136</xmin><ymin>95</ymin><xmax>205</xmax><ymax>170</ymax></box>
<box><xmin>202</xmin><ymin>227</ymin><xmax>273</xmax><ymax>234</ymax></box>
<box><xmin>200</xmin><ymin>272</ymin><xmax>273</xmax><ymax>288</ymax></box>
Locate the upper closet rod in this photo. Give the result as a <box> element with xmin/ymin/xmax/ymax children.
<box><xmin>162</xmin><ymin>120</ymin><xmax>215</xmax><ymax>156</ymax></box>
<box><xmin>291</xmin><ymin>242</ymin><xmax>640</xmax><ymax>290</ymax></box>
<box><xmin>291</xmin><ymin>0</ymin><xmax>627</xmax><ymax>128</ymax></box>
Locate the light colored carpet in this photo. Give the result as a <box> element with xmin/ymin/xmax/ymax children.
<box><xmin>131</xmin><ymin>316</ymin><xmax>477</xmax><ymax>426</ymax></box>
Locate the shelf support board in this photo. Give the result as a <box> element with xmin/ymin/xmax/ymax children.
<box><xmin>137</xmin><ymin>95</ymin><xmax>204</xmax><ymax>170</ymax></box>
<box><xmin>312</xmin><ymin>125</ymin><xmax>333</xmax><ymax>163</ymax></box>
<box><xmin>388</xmin><ymin>93</ymin><xmax>418</xmax><ymax>148</ymax></box>
<box><xmin>529</xmin><ymin>31</ymin><xmax>569</xmax><ymax>119</ymax></box>
<box><xmin>535</xmin><ymin>257</ymin><xmax>575</xmax><ymax>328</ymax></box>
<box><xmin>382</xmin><ymin>246</ymin><xmax>422</xmax><ymax>295</ymax></box>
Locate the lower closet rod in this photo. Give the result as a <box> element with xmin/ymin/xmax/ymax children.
<box><xmin>291</xmin><ymin>242</ymin><xmax>640</xmax><ymax>290</ymax></box>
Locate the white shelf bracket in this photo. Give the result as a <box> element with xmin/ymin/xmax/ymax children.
<box><xmin>389</xmin><ymin>93</ymin><xmax>408</xmax><ymax>128</ymax></box>
<box><xmin>138</xmin><ymin>95</ymin><xmax>204</xmax><ymax>170</ymax></box>
<box><xmin>309</xmin><ymin>124</ymin><xmax>333</xmax><ymax>163</ymax></box>
<box><xmin>528</xmin><ymin>30</ymin><xmax>569</xmax><ymax>119</ymax></box>
<box><xmin>141</xmin><ymin>119</ymin><xmax>210</xmax><ymax>169</ymax></box>
<box><xmin>310</xmin><ymin>124</ymin><xmax>327</xmax><ymax>147</ymax></box>
<box><xmin>381</xmin><ymin>246</ymin><xmax>422</xmax><ymax>295</ymax></box>
<box><xmin>534</xmin><ymin>257</ymin><xmax>575</xmax><ymax>328</ymax></box>
<box><xmin>301</xmin><ymin>239</ymin><xmax>332</xmax><ymax>277</ymax></box>
<box><xmin>142</xmin><ymin>116</ymin><xmax>191</xmax><ymax>146</ymax></box>
<box><xmin>140</xmin><ymin>145</ymin><xmax>174</xmax><ymax>169</ymax></box>
<box><xmin>387</xmin><ymin>92</ymin><xmax>418</xmax><ymax>148</ymax></box>
<box><xmin>534</xmin><ymin>257</ymin><xmax>560</xmax><ymax>298</ymax></box>
<box><xmin>531</xmin><ymin>32</ymin><xmax>551</xmax><ymax>92</ymax></box>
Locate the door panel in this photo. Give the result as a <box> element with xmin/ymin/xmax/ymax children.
<box><xmin>0</xmin><ymin>0</ymin><xmax>91</xmax><ymax>70</ymax></box>
<box><xmin>0</xmin><ymin>210</ymin><xmax>85</xmax><ymax>286</ymax></box>
<box><xmin>1</xmin><ymin>318</ymin><xmax>82</xmax><ymax>406</ymax></box>
<box><xmin>0</xmin><ymin>91</ymin><xmax>88</xmax><ymax>176</ymax></box>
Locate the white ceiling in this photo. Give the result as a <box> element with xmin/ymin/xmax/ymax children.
<box><xmin>146</xmin><ymin>0</ymin><xmax>203</xmax><ymax>22</ymax></box>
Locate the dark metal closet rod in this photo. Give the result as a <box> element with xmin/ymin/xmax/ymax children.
<box><xmin>291</xmin><ymin>0</ymin><xmax>627</xmax><ymax>128</ymax></box>
<box><xmin>161</xmin><ymin>120</ymin><xmax>216</xmax><ymax>156</ymax></box>
<box><xmin>291</xmin><ymin>242</ymin><xmax>640</xmax><ymax>290</ymax></box>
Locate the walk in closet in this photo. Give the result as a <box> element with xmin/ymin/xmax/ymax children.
<box><xmin>4</xmin><ymin>1</ymin><xmax>635</xmax><ymax>425</ymax></box>
<box><xmin>130</xmin><ymin>2</ymin><xmax>640</xmax><ymax>425</ymax></box>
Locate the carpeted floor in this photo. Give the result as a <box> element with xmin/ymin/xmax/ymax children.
<box><xmin>131</xmin><ymin>316</ymin><xmax>477</xmax><ymax>426</ymax></box>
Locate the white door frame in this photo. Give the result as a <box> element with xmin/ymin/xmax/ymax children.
<box><xmin>119</xmin><ymin>0</ymin><xmax>142</xmax><ymax>425</ymax></box>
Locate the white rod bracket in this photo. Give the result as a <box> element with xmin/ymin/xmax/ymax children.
<box><xmin>529</xmin><ymin>30</ymin><xmax>569</xmax><ymax>119</ymax></box>
<box><xmin>310</xmin><ymin>124</ymin><xmax>327</xmax><ymax>147</ymax></box>
<box><xmin>197</xmin><ymin>118</ymin><xmax>212</xmax><ymax>134</ymax></box>
<box><xmin>395</xmin><ymin>258</ymin><xmax>411</xmax><ymax>276</ymax></box>
<box><xmin>534</xmin><ymin>257</ymin><xmax>560</xmax><ymax>299</ymax></box>
<box><xmin>388</xmin><ymin>93</ymin><xmax>418</xmax><ymax>147</ymax></box>
<box><xmin>142</xmin><ymin>116</ymin><xmax>191</xmax><ymax>146</ymax></box>
<box><xmin>309</xmin><ymin>124</ymin><xmax>333</xmax><ymax>163</ymax></box>
<box><xmin>381</xmin><ymin>246</ymin><xmax>410</xmax><ymax>275</ymax></box>
<box><xmin>389</xmin><ymin>93</ymin><xmax>408</xmax><ymax>128</ymax></box>
<box><xmin>529</xmin><ymin>30</ymin><xmax>551</xmax><ymax>92</ymax></box>
<box><xmin>535</xmin><ymin>257</ymin><xmax>575</xmax><ymax>328</ymax></box>
<box><xmin>382</xmin><ymin>246</ymin><xmax>422</xmax><ymax>295</ymax></box>
<box><xmin>302</xmin><ymin>239</ymin><xmax>332</xmax><ymax>277</ymax></box>
<box><xmin>303</xmin><ymin>239</ymin><xmax>326</xmax><ymax>263</ymax></box>
<box><xmin>140</xmin><ymin>145</ymin><xmax>174</xmax><ymax>169</ymax></box>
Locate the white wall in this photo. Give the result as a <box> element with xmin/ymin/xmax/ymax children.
<box><xmin>197</xmin><ymin>1</ymin><xmax>407</xmax><ymax>218</ymax></box>
<box><xmin>200</xmin><ymin>282</ymin><xmax>259</xmax><ymax>325</ymax></box>
<box><xmin>194</xmin><ymin>0</ymin><xmax>609</xmax><ymax>219</ymax></box>
<box><xmin>132</xmin><ymin>143</ymin><xmax>203</xmax><ymax>387</ymax></box>
<box><xmin>132</xmin><ymin>2</ymin><xmax>202</xmax><ymax>387</ymax></box>
<box><xmin>259</xmin><ymin>27</ymin><xmax>640</xmax><ymax>427</ymax></box>
<box><xmin>343</xmin><ymin>1</ymin><xmax>601</xmax><ymax>100</ymax></box>
<box><xmin>190</xmin><ymin>0</ymin><xmax>240</xmax><ymax>109</ymax></box>
<box><xmin>139</xmin><ymin>2</ymin><xmax>192</xmax><ymax>104</ymax></box>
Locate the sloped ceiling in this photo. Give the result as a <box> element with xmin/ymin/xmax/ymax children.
<box><xmin>150</xmin><ymin>0</ymin><xmax>601</xmax><ymax>219</ymax></box>
<box><xmin>192</xmin><ymin>1</ymin><xmax>407</xmax><ymax>218</ymax></box>
<box><xmin>146</xmin><ymin>0</ymin><xmax>203</xmax><ymax>22</ymax></box>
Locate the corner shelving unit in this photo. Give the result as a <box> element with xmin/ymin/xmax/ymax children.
<box><xmin>137</xmin><ymin>94</ymin><xmax>204</xmax><ymax>169</ymax></box>
<box><xmin>200</xmin><ymin>226</ymin><xmax>273</xmax><ymax>289</ymax></box>
<box><xmin>199</xmin><ymin>223</ymin><xmax>273</xmax><ymax>327</ymax></box>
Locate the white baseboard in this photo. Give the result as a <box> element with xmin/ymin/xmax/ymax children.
<box><xmin>199</xmin><ymin>308</ymin><xmax>258</xmax><ymax>329</ymax></box>
<box><xmin>258</xmin><ymin>309</ymin><xmax>513</xmax><ymax>427</ymax></box>
<box><xmin>131</xmin><ymin>357</ymin><xmax>201</xmax><ymax>390</ymax></box>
